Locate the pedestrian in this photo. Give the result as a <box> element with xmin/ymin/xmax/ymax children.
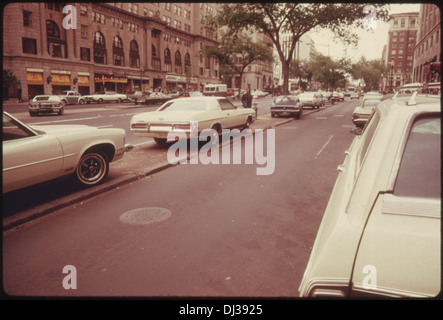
<box><xmin>17</xmin><ymin>85</ymin><xmax>22</xmax><ymax>103</ymax></box>
<box><xmin>241</xmin><ymin>87</ymin><xmax>253</xmax><ymax>108</ymax></box>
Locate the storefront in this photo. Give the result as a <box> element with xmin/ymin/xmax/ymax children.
<box><xmin>165</xmin><ymin>74</ymin><xmax>198</xmax><ymax>92</ymax></box>
<box><xmin>94</xmin><ymin>74</ymin><xmax>127</xmax><ymax>93</ymax></box>
<box><xmin>127</xmin><ymin>75</ymin><xmax>150</xmax><ymax>93</ymax></box>
<box><xmin>26</xmin><ymin>68</ymin><xmax>44</xmax><ymax>99</ymax></box>
<box><xmin>51</xmin><ymin>71</ymin><xmax>71</xmax><ymax>94</ymax></box>
<box><xmin>76</xmin><ymin>72</ymin><xmax>90</xmax><ymax>95</ymax></box>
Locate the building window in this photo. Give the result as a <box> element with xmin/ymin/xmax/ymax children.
<box><xmin>80</xmin><ymin>47</ymin><xmax>91</xmax><ymax>61</ymax></box>
<box><xmin>175</xmin><ymin>50</ymin><xmax>182</xmax><ymax>74</ymax></box>
<box><xmin>185</xmin><ymin>53</ymin><xmax>191</xmax><ymax>68</ymax></box>
<box><xmin>81</xmin><ymin>25</ymin><xmax>88</xmax><ymax>39</ymax></box>
<box><xmin>400</xmin><ymin>18</ymin><xmax>405</xmax><ymax>28</ymax></box>
<box><xmin>23</xmin><ymin>10</ymin><xmax>32</xmax><ymax>27</ymax></box>
<box><xmin>46</xmin><ymin>20</ymin><xmax>67</xmax><ymax>58</ymax></box>
<box><xmin>164</xmin><ymin>48</ymin><xmax>172</xmax><ymax>72</ymax></box>
<box><xmin>80</xmin><ymin>5</ymin><xmax>87</xmax><ymax>16</ymax></box>
<box><xmin>129</xmin><ymin>40</ymin><xmax>140</xmax><ymax>68</ymax></box>
<box><xmin>93</xmin><ymin>31</ymin><xmax>107</xmax><ymax>64</ymax></box>
<box><xmin>22</xmin><ymin>37</ymin><xmax>37</xmax><ymax>54</ymax></box>
<box><xmin>113</xmin><ymin>36</ymin><xmax>124</xmax><ymax>66</ymax></box>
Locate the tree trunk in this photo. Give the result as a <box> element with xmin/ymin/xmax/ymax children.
<box><xmin>282</xmin><ymin>62</ymin><xmax>290</xmax><ymax>95</ymax></box>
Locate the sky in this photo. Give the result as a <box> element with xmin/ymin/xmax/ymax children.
<box><xmin>309</xmin><ymin>3</ymin><xmax>421</xmax><ymax>62</ymax></box>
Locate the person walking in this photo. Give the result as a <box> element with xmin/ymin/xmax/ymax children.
<box><xmin>17</xmin><ymin>85</ymin><xmax>22</xmax><ymax>103</ymax></box>
<box><xmin>241</xmin><ymin>87</ymin><xmax>252</xmax><ymax>108</ymax></box>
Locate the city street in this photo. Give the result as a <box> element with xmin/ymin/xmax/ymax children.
<box><xmin>3</xmin><ymin>98</ymin><xmax>358</xmax><ymax>297</ymax></box>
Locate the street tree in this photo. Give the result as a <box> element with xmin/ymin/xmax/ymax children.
<box><xmin>206</xmin><ymin>3</ymin><xmax>390</xmax><ymax>94</ymax></box>
<box><xmin>200</xmin><ymin>33</ymin><xmax>273</xmax><ymax>92</ymax></box>
<box><xmin>309</xmin><ymin>53</ymin><xmax>350</xmax><ymax>90</ymax></box>
<box><xmin>289</xmin><ymin>59</ymin><xmax>313</xmax><ymax>91</ymax></box>
<box><xmin>351</xmin><ymin>57</ymin><xmax>387</xmax><ymax>92</ymax></box>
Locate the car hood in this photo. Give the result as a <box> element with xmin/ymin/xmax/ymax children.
<box><xmin>353</xmin><ymin>106</ymin><xmax>374</xmax><ymax>114</ymax></box>
<box><xmin>132</xmin><ymin>110</ymin><xmax>208</xmax><ymax>123</ymax></box>
<box><xmin>30</xmin><ymin>124</ymin><xmax>100</xmax><ymax>135</ymax></box>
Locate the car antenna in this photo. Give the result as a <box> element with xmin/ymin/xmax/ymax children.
<box><xmin>407</xmin><ymin>91</ymin><xmax>418</xmax><ymax>106</ymax></box>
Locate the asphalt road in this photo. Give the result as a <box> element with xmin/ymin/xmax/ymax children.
<box><xmin>3</xmin><ymin>99</ymin><xmax>358</xmax><ymax>298</ymax></box>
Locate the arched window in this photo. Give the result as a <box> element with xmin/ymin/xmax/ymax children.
<box><xmin>46</xmin><ymin>20</ymin><xmax>66</xmax><ymax>58</ymax></box>
<box><xmin>151</xmin><ymin>45</ymin><xmax>161</xmax><ymax>70</ymax></box>
<box><xmin>93</xmin><ymin>31</ymin><xmax>107</xmax><ymax>64</ymax></box>
<box><xmin>129</xmin><ymin>40</ymin><xmax>140</xmax><ymax>68</ymax></box>
<box><xmin>175</xmin><ymin>50</ymin><xmax>182</xmax><ymax>74</ymax></box>
<box><xmin>164</xmin><ymin>48</ymin><xmax>172</xmax><ymax>72</ymax></box>
<box><xmin>185</xmin><ymin>53</ymin><xmax>191</xmax><ymax>67</ymax></box>
<box><xmin>113</xmin><ymin>36</ymin><xmax>124</xmax><ymax>66</ymax></box>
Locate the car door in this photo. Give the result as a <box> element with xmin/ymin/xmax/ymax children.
<box><xmin>350</xmin><ymin>114</ymin><xmax>441</xmax><ymax>298</ymax></box>
<box><xmin>2</xmin><ymin>114</ymin><xmax>64</xmax><ymax>193</ymax></box>
<box><xmin>218</xmin><ymin>98</ymin><xmax>242</xmax><ymax>128</ymax></box>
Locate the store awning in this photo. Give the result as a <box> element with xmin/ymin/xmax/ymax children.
<box><xmin>94</xmin><ymin>74</ymin><xmax>127</xmax><ymax>83</ymax></box>
<box><xmin>26</xmin><ymin>72</ymin><xmax>43</xmax><ymax>85</ymax></box>
<box><xmin>52</xmin><ymin>74</ymin><xmax>71</xmax><ymax>86</ymax></box>
<box><xmin>77</xmin><ymin>75</ymin><xmax>90</xmax><ymax>86</ymax></box>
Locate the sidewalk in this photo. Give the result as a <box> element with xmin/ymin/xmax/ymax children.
<box><xmin>3</xmin><ymin>108</ymin><xmax>322</xmax><ymax>231</ymax></box>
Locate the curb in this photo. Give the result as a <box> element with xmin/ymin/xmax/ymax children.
<box><xmin>2</xmin><ymin>106</ymin><xmax>325</xmax><ymax>231</ymax></box>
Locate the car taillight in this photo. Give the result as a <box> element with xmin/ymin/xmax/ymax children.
<box><xmin>132</xmin><ymin>123</ymin><xmax>148</xmax><ymax>129</ymax></box>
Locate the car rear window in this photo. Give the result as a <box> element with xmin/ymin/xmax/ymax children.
<box><xmin>394</xmin><ymin>115</ymin><xmax>441</xmax><ymax>198</ymax></box>
<box><xmin>274</xmin><ymin>96</ymin><xmax>299</xmax><ymax>105</ymax></box>
<box><xmin>161</xmin><ymin>100</ymin><xmax>207</xmax><ymax>111</ymax></box>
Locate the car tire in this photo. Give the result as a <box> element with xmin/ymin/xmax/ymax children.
<box><xmin>98</xmin><ymin>98</ymin><xmax>103</xmax><ymax>104</ymax></box>
<box><xmin>79</xmin><ymin>99</ymin><xmax>86</xmax><ymax>105</ymax></box>
<box><xmin>210</xmin><ymin>124</ymin><xmax>221</xmax><ymax>146</ymax></box>
<box><xmin>75</xmin><ymin>151</ymin><xmax>109</xmax><ymax>187</ymax></box>
<box><xmin>243</xmin><ymin>116</ymin><xmax>253</xmax><ymax>129</ymax></box>
<box><xmin>58</xmin><ymin>107</ymin><xmax>64</xmax><ymax>115</ymax></box>
<box><xmin>117</xmin><ymin>98</ymin><xmax>122</xmax><ymax>103</ymax></box>
<box><xmin>29</xmin><ymin>111</ymin><xmax>37</xmax><ymax>117</ymax></box>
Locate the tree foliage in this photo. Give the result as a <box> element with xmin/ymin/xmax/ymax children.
<box><xmin>207</xmin><ymin>3</ymin><xmax>390</xmax><ymax>94</ymax></box>
<box><xmin>351</xmin><ymin>57</ymin><xmax>387</xmax><ymax>91</ymax></box>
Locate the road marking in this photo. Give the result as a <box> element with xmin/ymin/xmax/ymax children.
<box><xmin>334</xmin><ymin>114</ymin><xmax>345</xmax><ymax>117</ymax></box>
<box><xmin>282</xmin><ymin>126</ymin><xmax>297</xmax><ymax>130</ymax></box>
<box><xmin>133</xmin><ymin>140</ymin><xmax>156</xmax><ymax>147</ymax></box>
<box><xmin>341</xmin><ymin>124</ymin><xmax>354</xmax><ymax>128</ymax></box>
<box><xmin>316</xmin><ymin>117</ymin><xmax>327</xmax><ymax>119</ymax></box>
<box><xmin>316</xmin><ymin>135</ymin><xmax>333</xmax><ymax>158</ymax></box>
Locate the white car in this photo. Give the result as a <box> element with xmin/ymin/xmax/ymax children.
<box><xmin>252</xmin><ymin>90</ymin><xmax>269</xmax><ymax>99</ymax></box>
<box><xmin>28</xmin><ymin>95</ymin><xmax>65</xmax><ymax>116</ymax></box>
<box><xmin>299</xmin><ymin>93</ymin><xmax>441</xmax><ymax>298</ymax></box>
<box><xmin>83</xmin><ymin>91</ymin><xmax>127</xmax><ymax>104</ymax></box>
<box><xmin>130</xmin><ymin>97</ymin><xmax>256</xmax><ymax>144</ymax></box>
<box><xmin>2</xmin><ymin>112</ymin><xmax>132</xmax><ymax>193</ymax></box>
<box><xmin>352</xmin><ymin>97</ymin><xmax>382</xmax><ymax>127</ymax></box>
<box><xmin>299</xmin><ymin>92</ymin><xmax>322</xmax><ymax>109</ymax></box>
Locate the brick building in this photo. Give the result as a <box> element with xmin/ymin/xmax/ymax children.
<box><xmin>3</xmin><ymin>2</ymin><xmax>222</xmax><ymax>101</ymax></box>
<box><xmin>383</xmin><ymin>12</ymin><xmax>419</xmax><ymax>91</ymax></box>
<box><xmin>413</xmin><ymin>3</ymin><xmax>441</xmax><ymax>84</ymax></box>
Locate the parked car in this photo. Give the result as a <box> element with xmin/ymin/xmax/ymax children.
<box><xmin>252</xmin><ymin>89</ymin><xmax>269</xmax><ymax>99</ymax></box>
<box><xmin>135</xmin><ymin>92</ymin><xmax>173</xmax><ymax>105</ymax></box>
<box><xmin>130</xmin><ymin>97</ymin><xmax>256</xmax><ymax>145</ymax></box>
<box><xmin>299</xmin><ymin>92</ymin><xmax>322</xmax><ymax>109</ymax></box>
<box><xmin>126</xmin><ymin>91</ymin><xmax>144</xmax><ymax>102</ymax></box>
<box><xmin>330</xmin><ymin>91</ymin><xmax>341</xmax><ymax>103</ymax></box>
<box><xmin>58</xmin><ymin>90</ymin><xmax>86</xmax><ymax>105</ymax></box>
<box><xmin>28</xmin><ymin>95</ymin><xmax>65</xmax><ymax>116</ymax></box>
<box><xmin>299</xmin><ymin>93</ymin><xmax>441</xmax><ymax>298</ymax></box>
<box><xmin>83</xmin><ymin>91</ymin><xmax>127</xmax><ymax>104</ymax></box>
<box><xmin>2</xmin><ymin>111</ymin><xmax>132</xmax><ymax>193</ymax></box>
<box><xmin>338</xmin><ymin>92</ymin><xmax>345</xmax><ymax>101</ymax></box>
<box><xmin>271</xmin><ymin>95</ymin><xmax>303</xmax><ymax>119</ymax></box>
<box><xmin>352</xmin><ymin>97</ymin><xmax>382</xmax><ymax>127</ymax></box>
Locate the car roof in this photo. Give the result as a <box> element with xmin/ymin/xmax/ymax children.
<box><xmin>376</xmin><ymin>94</ymin><xmax>440</xmax><ymax>119</ymax></box>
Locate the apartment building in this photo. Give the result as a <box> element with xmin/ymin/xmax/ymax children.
<box><xmin>413</xmin><ymin>3</ymin><xmax>441</xmax><ymax>84</ymax></box>
<box><xmin>384</xmin><ymin>11</ymin><xmax>419</xmax><ymax>90</ymax></box>
<box><xmin>3</xmin><ymin>2</ymin><xmax>221</xmax><ymax>101</ymax></box>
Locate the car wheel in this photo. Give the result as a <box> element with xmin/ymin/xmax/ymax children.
<box><xmin>58</xmin><ymin>107</ymin><xmax>64</xmax><ymax>115</ymax></box>
<box><xmin>117</xmin><ymin>98</ymin><xmax>122</xmax><ymax>103</ymax></box>
<box><xmin>75</xmin><ymin>151</ymin><xmax>109</xmax><ymax>187</ymax></box>
<box><xmin>210</xmin><ymin>124</ymin><xmax>221</xmax><ymax>145</ymax></box>
<box><xmin>29</xmin><ymin>111</ymin><xmax>37</xmax><ymax>117</ymax></box>
<box><xmin>153</xmin><ymin>138</ymin><xmax>168</xmax><ymax>145</ymax></box>
<box><xmin>243</xmin><ymin>116</ymin><xmax>253</xmax><ymax>129</ymax></box>
<box><xmin>98</xmin><ymin>98</ymin><xmax>103</xmax><ymax>104</ymax></box>
<box><xmin>79</xmin><ymin>99</ymin><xmax>86</xmax><ymax>105</ymax></box>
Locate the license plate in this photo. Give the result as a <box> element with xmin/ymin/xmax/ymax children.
<box><xmin>281</xmin><ymin>111</ymin><xmax>290</xmax><ymax>116</ymax></box>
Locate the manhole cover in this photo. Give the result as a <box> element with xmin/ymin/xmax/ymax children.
<box><xmin>119</xmin><ymin>207</ymin><xmax>172</xmax><ymax>225</ymax></box>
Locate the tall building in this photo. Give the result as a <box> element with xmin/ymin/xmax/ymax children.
<box><xmin>413</xmin><ymin>3</ymin><xmax>441</xmax><ymax>84</ymax></box>
<box><xmin>384</xmin><ymin>11</ymin><xmax>419</xmax><ymax>91</ymax></box>
<box><xmin>3</xmin><ymin>2</ymin><xmax>222</xmax><ymax>101</ymax></box>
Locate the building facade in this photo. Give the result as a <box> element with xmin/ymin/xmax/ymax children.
<box><xmin>3</xmin><ymin>2</ymin><xmax>222</xmax><ymax>101</ymax></box>
<box><xmin>383</xmin><ymin>12</ymin><xmax>419</xmax><ymax>91</ymax></box>
<box><xmin>412</xmin><ymin>3</ymin><xmax>441</xmax><ymax>84</ymax></box>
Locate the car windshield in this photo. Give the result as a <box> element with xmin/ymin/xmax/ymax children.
<box><xmin>33</xmin><ymin>96</ymin><xmax>60</xmax><ymax>101</ymax></box>
<box><xmin>362</xmin><ymin>99</ymin><xmax>381</xmax><ymax>107</ymax></box>
<box><xmin>160</xmin><ymin>100</ymin><xmax>208</xmax><ymax>111</ymax></box>
<box><xmin>394</xmin><ymin>115</ymin><xmax>441</xmax><ymax>198</ymax></box>
<box><xmin>274</xmin><ymin>96</ymin><xmax>299</xmax><ymax>105</ymax></box>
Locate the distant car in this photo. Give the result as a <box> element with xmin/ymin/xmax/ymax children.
<box><xmin>126</xmin><ymin>91</ymin><xmax>144</xmax><ymax>102</ymax></box>
<box><xmin>350</xmin><ymin>92</ymin><xmax>359</xmax><ymax>99</ymax></box>
<box><xmin>28</xmin><ymin>95</ymin><xmax>65</xmax><ymax>116</ymax></box>
<box><xmin>135</xmin><ymin>92</ymin><xmax>173</xmax><ymax>105</ymax></box>
<box><xmin>271</xmin><ymin>95</ymin><xmax>302</xmax><ymax>119</ymax></box>
<box><xmin>2</xmin><ymin>111</ymin><xmax>131</xmax><ymax>193</ymax></box>
<box><xmin>58</xmin><ymin>90</ymin><xmax>86</xmax><ymax>105</ymax></box>
<box><xmin>130</xmin><ymin>97</ymin><xmax>256</xmax><ymax>145</ymax></box>
<box><xmin>177</xmin><ymin>91</ymin><xmax>204</xmax><ymax>98</ymax></box>
<box><xmin>252</xmin><ymin>90</ymin><xmax>269</xmax><ymax>99</ymax></box>
<box><xmin>330</xmin><ymin>92</ymin><xmax>341</xmax><ymax>103</ymax></box>
<box><xmin>299</xmin><ymin>93</ymin><xmax>441</xmax><ymax>298</ymax></box>
<box><xmin>352</xmin><ymin>98</ymin><xmax>382</xmax><ymax>127</ymax></box>
<box><xmin>338</xmin><ymin>92</ymin><xmax>345</xmax><ymax>101</ymax></box>
<box><xmin>299</xmin><ymin>92</ymin><xmax>322</xmax><ymax>109</ymax></box>
<box><xmin>83</xmin><ymin>91</ymin><xmax>127</xmax><ymax>104</ymax></box>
